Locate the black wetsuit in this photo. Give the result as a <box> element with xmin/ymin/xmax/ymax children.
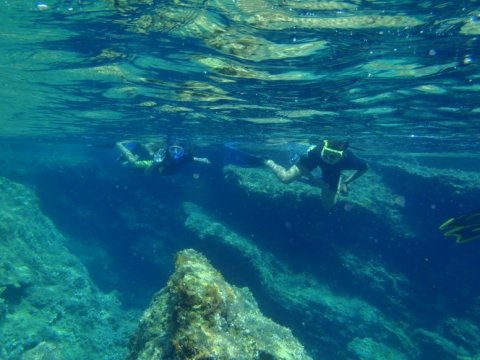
<box><xmin>160</xmin><ymin>149</ymin><xmax>194</xmax><ymax>175</ymax></box>
<box><xmin>297</xmin><ymin>145</ymin><xmax>368</xmax><ymax>190</ymax></box>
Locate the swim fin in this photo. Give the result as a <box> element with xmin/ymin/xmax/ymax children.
<box><xmin>439</xmin><ymin>209</ymin><xmax>480</xmax><ymax>243</ymax></box>
<box><xmin>224</xmin><ymin>143</ymin><xmax>265</xmax><ymax>167</ymax></box>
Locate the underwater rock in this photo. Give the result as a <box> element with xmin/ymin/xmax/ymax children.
<box><xmin>126</xmin><ymin>248</ymin><xmax>312</xmax><ymax>360</ymax></box>
<box><xmin>223</xmin><ymin>164</ymin><xmax>323</xmax><ymax>201</ymax></box>
<box><xmin>414</xmin><ymin>328</ymin><xmax>470</xmax><ymax>359</ymax></box>
<box><xmin>0</xmin><ymin>176</ymin><xmax>134</xmax><ymax>359</ymax></box>
<box><xmin>184</xmin><ymin>198</ymin><xmax>480</xmax><ymax>360</ymax></box>
<box><xmin>222</xmin><ymin>164</ymin><xmax>412</xmax><ymax>237</ymax></box>
<box><xmin>412</xmin><ymin>317</ymin><xmax>480</xmax><ymax>359</ymax></box>
<box><xmin>440</xmin><ymin>317</ymin><xmax>480</xmax><ymax>351</ymax></box>
<box><xmin>0</xmin><ymin>295</ymin><xmax>6</xmax><ymax>321</ymax></box>
<box><xmin>339</xmin><ymin>251</ymin><xmax>411</xmax><ymax>312</ymax></box>
<box><xmin>182</xmin><ymin>202</ymin><xmax>416</xmax><ymax>357</ymax></box>
<box><xmin>347</xmin><ymin>337</ymin><xmax>409</xmax><ymax>360</ymax></box>
<box><xmin>378</xmin><ymin>157</ymin><xmax>480</xmax><ymax>193</ymax></box>
<box><xmin>21</xmin><ymin>341</ymin><xmax>64</xmax><ymax>360</ymax></box>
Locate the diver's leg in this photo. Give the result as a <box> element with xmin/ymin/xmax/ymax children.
<box><xmin>321</xmin><ymin>188</ymin><xmax>338</xmax><ymax>210</ymax></box>
<box><xmin>265</xmin><ymin>160</ymin><xmax>302</xmax><ymax>183</ymax></box>
<box><xmin>321</xmin><ymin>179</ymin><xmax>341</xmax><ymax>210</ymax></box>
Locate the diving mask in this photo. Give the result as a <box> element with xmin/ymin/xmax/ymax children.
<box><xmin>168</xmin><ymin>145</ymin><xmax>185</xmax><ymax>160</ymax></box>
<box><xmin>321</xmin><ymin>141</ymin><xmax>344</xmax><ymax>164</ymax></box>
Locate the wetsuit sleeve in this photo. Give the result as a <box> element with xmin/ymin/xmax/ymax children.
<box><xmin>117</xmin><ymin>141</ymin><xmax>154</xmax><ymax>169</ymax></box>
<box><xmin>132</xmin><ymin>160</ymin><xmax>154</xmax><ymax>169</ymax></box>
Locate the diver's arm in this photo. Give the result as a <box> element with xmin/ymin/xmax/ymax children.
<box><xmin>265</xmin><ymin>160</ymin><xmax>302</xmax><ymax>184</ymax></box>
<box><xmin>116</xmin><ymin>141</ymin><xmax>151</xmax><ymax>169</ymax></box>
<box><xmin>116</xmin><ymin>141</ymin><xmax>139</xmax><ymax>163</ymax></box>
<box><xmin>193</xmin><ymin>157</ymin><xmax>211</xmax><ymax>164</ymax></box>
<box><xmin>144</xmin><ymin>143</ymin><xmax>158</xmax><ymax>156</ymax></box>
<box><xmin>339</xmin><ymin>168</ymin><xmax>367</xmax><ymax>195</ymax></box>
<box><xmin>343</xmin><ymin>166</ymin><xmax>368</xmax><ymax>186</ymax></box>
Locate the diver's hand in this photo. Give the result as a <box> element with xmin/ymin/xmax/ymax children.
<box><xmin>264</xmin><ymin>159</ymin><xmax>274</xmax><ymax>167</ymax></box>
<box><xmin>339</xmin><ymin>182</ymin><xmax>349</xmax><ymax>195</ymax></box>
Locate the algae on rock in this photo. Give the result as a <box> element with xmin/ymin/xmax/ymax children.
<box><xmin>182</xmin><ymin>201</ymin><xmax>417</xmax><ymax>357</ymax></box>
<box><xmin>222</xmin><ymin>164</ymin><xmax>413</xmax><ymax>237</ymax></box>
<box><xmin>0</xmin><ymin>176</ymin><xmax>134</xmax><ymax>360</ymax></box>
<box><xmin>126</xmin><ymin>248</ymin><xmax>312</xmax><ymax>360</ymax></box>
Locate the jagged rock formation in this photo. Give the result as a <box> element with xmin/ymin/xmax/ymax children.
<box><xmin>126</xmin><ymin>248</ymin><xmax>312</xmax><ymax>360</ymax></box>
<box><xmin>182</xmin><ymin>202</ymin><xmax>416</xmax><ymax>358</ymax></box>
<box><xmin>378</xmin><ymin>157</ymin><xmax>480</xmax><ymax>193</ymax></box>
<box><xmin>182</xmin><ymin>200</ymin><xmax>480</xmax><ymax>359</ymax></box>
<box><xmin>0</xmin><ymin>176</ymin><xmax>134</xmax><ymax>359</ymax></box>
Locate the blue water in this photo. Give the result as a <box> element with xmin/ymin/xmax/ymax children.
<box><xmin>1</xmin><ymin>0</ymin><xmax>480</xmax><ymax>359</ymax></box>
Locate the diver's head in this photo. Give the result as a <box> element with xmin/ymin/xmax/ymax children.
<box><xmin>321</xmin><ymin>140</ymin><xmax>348</xmax><ymax>164</ymax></box>
<box><xmin>168</xmin><ymin>145</ymin><xmax>186</xmax><ymax>161</ymax></box>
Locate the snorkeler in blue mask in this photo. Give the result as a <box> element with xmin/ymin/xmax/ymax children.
<box><xmin>116</xmin><ymin>140</ymin><xmax>210</xmax><ymax>176</ymax></box>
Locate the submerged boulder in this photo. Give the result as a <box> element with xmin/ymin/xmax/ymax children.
<box><xmin>0</xmin><ymin>176</ymin><xmax>133</xmax><ymax>360</ymax></box>
<box><xmin>182</xmin><ymin>202</ymin><xmax>416</xmax><ymax>357</ymax></box>
<box><xmin>126</xmin><ymin>248</ymin><xmax>312</xmax><ymax>360</ymax></box>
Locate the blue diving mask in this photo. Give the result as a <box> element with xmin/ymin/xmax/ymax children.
<box><xmin>168</xmin><ymin>145</ymin><xmax>185</xmax><ymax>160</ymax></box>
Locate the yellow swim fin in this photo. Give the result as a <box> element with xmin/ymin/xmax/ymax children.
<box><xmin>439</xmin><ymin>210</ymin><xmax>480</xmax><ymax>244</ymax></box>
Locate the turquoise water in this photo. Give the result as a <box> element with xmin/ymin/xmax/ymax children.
<box><xmin>1</xmin><ymin>1</ymin><xmax>480</xmax><ymax>359</ymax></box>
<box><xmin>1</xmin><ymin>0</ymin><xmax>479</xmax><ymax>148</ymax></box>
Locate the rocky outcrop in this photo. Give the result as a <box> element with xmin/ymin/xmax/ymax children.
<box><xmin>182</xmin><ymin>202</ymin><xmax>416</xmax><ymax>358</ymax></box>
<box><xmin>126</xmin><ymin>248</ymin><xmax>312</xmax><ymax>360</ymax></box>
<box><xmin>0</xmin><ymin>176</ymin><xmax>134</xmax><ymax>360</ymax></box>
<box><xmin>222</xmin><ymin>164</ymin><xmax>413</xmax><ymax>237</ymax></box>
<box><xmin>378</xmin><ymin>157</ymin><xmax>480</xmax><ymax>193</ymax></box>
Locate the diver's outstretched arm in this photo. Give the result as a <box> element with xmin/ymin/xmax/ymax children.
<box><xmin>116</xmin><ymin>141</ymin><xmax>139</xmax><ymax>164</ymax></box>
<box><xmin>343</xmin><ymin>166</ymin><xmax>368</xmax><ymax>186</ymax></box>
<box><xmin>338</xmin><ymin>166</ymin><xmax>368</xmax><ymax>195</ymax></box>
<box><xmin>144</xmin><ymin>142</ymin><xmax>160</xmax><ymax>156</ymax></box>
<box><xmin>193</xmin><ymin>157</ymin><xmax>211</xmax><ymax>165</ymax></box>
<box><xmin>116</xmin><ymin>141</ymin><xmax>152</xmax><ymax>169</ymax></box>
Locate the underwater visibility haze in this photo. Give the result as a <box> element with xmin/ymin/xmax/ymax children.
<box><xmin>1</xmin><ymin>0</ymin><xmax>480</xmax><ymax>359</ymax></box>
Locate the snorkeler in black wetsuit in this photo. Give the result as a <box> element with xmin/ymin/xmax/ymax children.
<box><xmin>264</xmin><ymin>140</ymin><xmax>368</xmax><ymax>210</ymax></box>
<box><xmin>116</xmin><ymin>140</ymin><xmax>210</xmax><ymax>176</ymax></box>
